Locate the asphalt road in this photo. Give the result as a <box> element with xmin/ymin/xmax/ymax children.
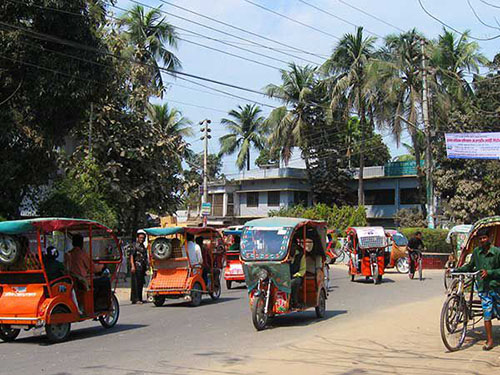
<box><xmin>0</xmin><ymin>267</ymin><xmax>445</xmax><ymax>375</ymax></box>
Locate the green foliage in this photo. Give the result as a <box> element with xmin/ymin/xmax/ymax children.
<box><xmin>394</xmin><ymin>208</ymin><xmax>427</xmax><ymax>227</ymax></box>
<box><xmin>269</xmin><ymin>203</ymin><xmax>367</xmax><ymax>231</ymax></box>
<box><xmin>399</xmin><ymin>228</ymin><xmax>452</xmax><ymax>254</ymax></box>
<box><xmin>38</xmin><ymin>159</ymin><xmax>117</xmax><ymax>228</ymax></box>
<box><xmin>255</xmin><ymin>148</ymin><xmax>280</xmax><ymax>167</ymax></box>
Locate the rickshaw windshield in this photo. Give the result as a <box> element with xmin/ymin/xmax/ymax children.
<box><xmin>392</xmin><ymin>233</ymin><xmax>408</xmax><ymax>246</ymax></box>
<box><xmin>241</xmin><ymin>227</ymin><xmax>293</xmax><ymax>261</ymax></box>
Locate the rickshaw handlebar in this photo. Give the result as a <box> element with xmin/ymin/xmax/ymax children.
<box><xmin>450</xmin><ymin>270</ymin><xmax>481</xmax><ymax>277</ymax></box>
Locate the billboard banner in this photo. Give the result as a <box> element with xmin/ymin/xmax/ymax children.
<box><xmin>445</xmin><ymin>132</ymin><xmax>500</xmax><ymax>160</ymax></box>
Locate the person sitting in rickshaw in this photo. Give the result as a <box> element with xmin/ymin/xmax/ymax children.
<box><xmin>290</xmin><ymin>239</ymin><xmax>306</xmax><ymax>308</ymax></box>
<box><xmin>186</xmin><ymin>234</ymin><xmax>203</xmax><ymax>266</ymax></box>
<box><xmin>43</xmin><ymin>246</ymin><xmax>65</xmax><ymax>281</ymax></box>
<box><xmin>230</xmin><ymin>235</ymin><xmax>240</xmax><ymax>251</ymax></box>
<box><xmin>453</xmin><ymin>227</ymin><xmax>500</xmax><ymax>351</ymax></box>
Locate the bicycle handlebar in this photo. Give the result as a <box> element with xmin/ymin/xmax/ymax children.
<box><xmin>450</xmin><ymin>270</ymin><xmax>481</xmax><ymax>277</ymax></box>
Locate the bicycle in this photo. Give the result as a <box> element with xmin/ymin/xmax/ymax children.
<box><xmin>408</xmin><ymin>249</ymin><xmax>423</xmax><ymax>280</ymax></box>
<box><xmin>440</xmin><ymin>271</ymin><xmax>483</xmax><ymax>351</ymax></box>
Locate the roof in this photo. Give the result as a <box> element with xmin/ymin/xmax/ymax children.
<box><xmin>446</xmin><ymin>224</ymin><xmax>472</xmax><ymax>243</ymax></box>
<box><xmin>223</xmin><ymin>229</ymin><xmax>242</xmax><ymax>236</ymax></box>
<box><xmin>0</xmin><ymin>218</ymin><xmax>103</xmax><ymax>235</ymax></box>
<box><xmin>244</xmin><ymin>217</ymin><xmax>324</xmax><ymax>228</ymax></box>
<box><xmin>142</xmin><ymin>226</ymin><xmax>219</xmax><ymax>236</ymax></box>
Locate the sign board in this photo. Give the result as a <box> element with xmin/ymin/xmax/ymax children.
<box><xmin>445</xmin><ymin>132</ymin><xmax>500</xmax><ymax>160</ymax></box>
<box><xmin>201</xmin><ymin>202</ymin><xmax>211</xmax><ymax>217</ymax></box>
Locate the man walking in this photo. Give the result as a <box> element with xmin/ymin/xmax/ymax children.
<box><xmin>130</xmin><ymin>230</ymin><xmax>148</xmax><ymax>304</ymax></box>
<box><xmin>454</xmin><ymin>227</ymin><xmax>500</xmax><ymax>350</ymax></box>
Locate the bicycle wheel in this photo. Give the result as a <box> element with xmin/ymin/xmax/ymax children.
<box><xmin>336</xmin><ymin>250</ymin><xmax>347</xmax><ymax>264</ymax></box>
<box><xmin>440</xmin><ymin>294</ymin><xmax>468</xmax><ymax>351</ymax></box>
<box><xmin>418</xmin><ymin>257</ymin><xmax>423</xmax><ymax>281</ymax></box>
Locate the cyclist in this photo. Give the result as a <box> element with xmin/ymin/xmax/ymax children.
<box><xmin>407</xmin><ymin>231</ymin><xmax>424</xmax><ymax>276</ymax></box>
<box><xmin>452</xmin><ymin>227</ymin><xmax>500</xmax><ymax>351</ymax></box>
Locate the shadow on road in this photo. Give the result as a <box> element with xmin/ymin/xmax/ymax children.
<box><xmin>352</xmin><ymin>277</ymin><xmax>395</xmax><ymax>284</ymax></box>
<box><xmin>157</xmin><ymin>296</ymin><xmax>240</xmax><ymax>308</ymax></box>
<box><xmin>268</xmin><ymin>309</ymin><xmax>348</xmax><ymax>329</ymax></box>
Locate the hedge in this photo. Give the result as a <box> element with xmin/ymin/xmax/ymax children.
<box><xmin>399</xmin><ymin>227</ymin><xmax>452</xmax><ymax>254</ymax></box>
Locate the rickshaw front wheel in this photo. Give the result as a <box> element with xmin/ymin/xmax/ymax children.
<box><xmin>315</xmin><ymin>289</ymin><xmax>326</xmax><ymax>318</ymax></box>
<box><xmin>99</xmin><ymin>294</ymin><xmax>120</xmax><ymax>328</ymax></box>
<box><xmin>153</xmin><ymin>295</ymin><xmax>166</xmax><ymax>307</ymax></box>
<box><xmin>45</xmin><ymin>306</ymin><xmax>71</xmax><ymax>343</ymax></box>
<box><xmin>252</xmin><ymin>293</ymin><xmax>268</xmax><ymax>331</ymax></box>
<box><xmin>0</xmin><ymin>325</ymin><xmax>21</xmax><ymax>342</ymax></box>
<box><xmin>190</xmin><ymin>282</ymin><xmax>203</xmax><ymax>307</ymax></box>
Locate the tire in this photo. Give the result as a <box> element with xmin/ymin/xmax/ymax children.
<box><xmin>337</xmin><ymin>250</ymin><xmax>347</xmax><ymax>264</ymax></box>
<box><xmin>351</xmin><ymin>274</ymin><xmax>355</xmax><ymax>282</ymax></box>
<box><xmin>209</xmin><ymin>274</ymin><xmax>222</xmax><ymax>301</ymax></box>
<box><xmin>396</xmin><ymin>257</ymin><xmax>409</xmax><ymax>274</ymax></box>
<box><xmin>153</xmin><ymin>295</ymin><xmax>165</xmax><ymax>307</ymax></box>
<box><xmin>251</xmin><ymin>293</ymin><xmax>268</xmax><ymax>331</ymax></box>
<box><xmin>190</xmin><ymin>282</ymin><xmax>202</xmax><ymax>307</ymax></box>
<box><xmin>440</xmin><ymin>294</ymin><xmax>468</xmax><ymax>352</ymax></box>
<box><xmin>152</xmin><ymin>238</ymin><xmax>172</xmax><ymax>260</ymax></box>
<box><xmin>0</xmin><ymin>325</ymin><xmax>21</xmax><ymax>342</ymax></box>
<box><xmin>315</xmin><ymin>289</ymin><xmax>326</xmax><ymax>318</ymax></box>
<box><xmin>418</xmin><ymin>258</ymin><xmax>423</xmax><ymax>281</ymax></box>
<box><xmin>372</xmin><ymin>262</ymin><xmax>379</xmax><ymax>285</ymax></box>
<box><xmin>45</xmin><ymin>306</ymin><xmax>72</xmax><ymax>343</ymax></box>
<box><xmin>0</xmin><ymin>235</ymin><xmax>21</xmax><ymax>266</ymax></box>
<box><xmin>99</xmin><ymin>294</ymin><xmax>120</xmax><ymax>328</ymax></box>
<box><xmin>226</xmin><ymin>280</ymin><xmax>232</xmax><ymax>290</ymax></box>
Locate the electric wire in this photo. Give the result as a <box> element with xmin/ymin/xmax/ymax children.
<box><xmin>336</xmin><ymin>0</ymin><xmax>405</xmax><ymax>33</ymax></box>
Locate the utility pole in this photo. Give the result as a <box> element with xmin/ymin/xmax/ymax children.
<box><xmin>200</xmin><ymin>119</ymin><xmax>211</xmax><ymax>226</ymax></box>
<box><xmin>421</xmin><ymin>39</ymin><xmax>434</xmax><ymax>229</ymax></box>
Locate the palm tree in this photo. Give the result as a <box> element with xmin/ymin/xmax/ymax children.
<box><xmin>322</xmin><ymin>27</ymin><xmax>376</xmax><ymax>206</ymax></box>
<box><xmin>264</xmin><ymin>63</ymin><xmax>318</xmax><ymax>165</ymax></box>
<box><xmin>219</xmin><ymin>104</ymin><xmax>266</xmax><ymax>171</ymax></box>
<box><xmin>119</xmin><ymin>5</ymin><xmax>181</xmax><ymax>94</ymax></box>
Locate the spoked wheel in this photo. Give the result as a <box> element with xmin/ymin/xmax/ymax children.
<box><xmin>252</xmin><ymin>293</ymin><xmax>268</xmax><ymax>331</ymax></box>
<box><xmin>226</xmin><ymin>280</ymin><xmax>232</xmax><ymax>290</ymax></box>
<box><xmin>45</xmin><ymin>306</ymin><xmax>71</xmax><ymax>343</ymax></box>
<box><xmin>0</xmin><ymin>325</ymin><xmax>21</xmax><ymax>342</ymax></box>
<box><xmin>418</xmin><ymin>257</ymin><xmax>423</xmax><ymax>281</ymax></box>
<box><xmin>372</xmin><ymin>263</ymin><xmax>379</xmax><ymax>285</ymax></box>
<box><xmin>396</xmin><ymin>257</ymin><xmax>409</xmax><ymax>274</ymax></box>
<box><xmin>444</xmin><ymin>270</ymin><xmax>452</xmax><ymax>290</ymax></box>
<box><xmin>190</xmin><ymin>282</ymin><xmax>202</xmax><ymax>307</ymax></box>
<box><xmin>440</xmin><ymin>294</ymin><xmax>468</xmax><ymax>351</ymax></box>
<box><xmin>315</xmin><ymin>289</ymin><xmax>326</xmax><ymax>318</ymax></box>
<box><xmin>153</xmin><ymin>295</ymin><xmax>166</xmax><ymax>307</ymax></box>
<box><xmin>209</xmin><ymin>274</ymin><xmax>222</xmax><ymax>301</ymax></box>
<box><xmin>99</xmin><ymin>294</ymin><xmax>120</xmax><ymax>328</ymax></box>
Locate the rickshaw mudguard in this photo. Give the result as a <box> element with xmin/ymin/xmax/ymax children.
<box><xmin>0</xmin><ymin>284</ymin><xmax>45</xmax><ymax>320</ymax></box>
<box><xmin>361</xmin><ymin>255</ymin><xmax>385</xmax><ymax>276</ymax></box>
<box><xmin>40</xmin><ymin>296</ymin><xmax>78</xmax><ymax>324</ymax></box>
<box><xmin>243</xmin><ymin>263</ymin><xmax>291</xmax><ymax>294</ymax></box>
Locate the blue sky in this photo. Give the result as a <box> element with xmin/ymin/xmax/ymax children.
<box><xmin>115</xmin><ymin>0</ymin><xmax>499</xmax><ymax>176</ymax></box>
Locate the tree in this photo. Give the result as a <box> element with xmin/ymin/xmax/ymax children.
<box><xmin>255</xmin><ymin>148</ymin><xmax>280</xmax><ymax>167</ymax></box>
<box><xmin>219</xmin><ymin>104</ymin><xmax>266</xmax><ymax>171</ymax></box>
<box><xmin>322</xmin><ymin>27</ymin><xmax>377</xmax><ymax>205</ymax></box>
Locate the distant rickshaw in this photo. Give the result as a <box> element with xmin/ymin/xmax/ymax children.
<box><xmin>222</xmin><ymin>228</ymin><xmax>244</xmax><ymax>289</ymax></box>
<box><xmin>444</xmin><ymin>224</ymin><xmax>472</xmax><ymax>289</ymax></box>
<box><xmin>384</xmin><ymin>229</ymin><xmax>409</xmax><ymax>273</ymax></box>
<box><xmin>346</xmin><ymin>227</ymin><xmax>387</xmax><ymax>284</ymax></box>
<box><xmin>143</xmin><ymin>226</ymin><xmax>224</xmax><ymax>307</ymax></box>
<box><xmin>0</xmin><ymin>218</ymin><xmax>121</xmax><ymax>343</ymax></box>
<box><xmin>241</xmin><ymin>218</ymin><xmax>328</xmax><ymax>331</ymax></box>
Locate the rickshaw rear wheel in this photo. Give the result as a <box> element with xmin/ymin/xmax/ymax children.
<box><xmin>0</xmin><ymin>325</ymin><xmax>21</xmax><ymax>342</ymax></box>
<box><xmin>190</xmin><ymin>282</ymin><xmax>202</xmax><ymax>307</ymax></box>
<box><xmin>99</xmin><ymin>294</ymin><xmax>120</xmax><ymax>328</ymax></box>
<box><xmin>153</xmin><ymin>295</ymin><xmax>166</xmax><ymax>307</ymax></box>
<box><xmin>396</xmin><ymin>257</ymin><xmax>409</xmax><ymax>274</ymax></box>
<box><xmin>209</xmin><ymin>280</ymin><xmax>222</xmax><ymax>301</ymax></box>
<box><xmin>252</xmin><ymin>294</ymin><xmax>268</xmax><ymax>331</ymax></box>
<box><xmin>315</xmin><ymin>289</ymin><xmax>326</xmax><ymax>318</ymax></box>
<box><xmin>45</xmin><ymin>306</ymin><xmax>71</xmax><ymax>343</ymax></box>
<box><xmin>226</xmin><ymin>280</ymin><xmax>232</xmax><ymax>290</ymax></box>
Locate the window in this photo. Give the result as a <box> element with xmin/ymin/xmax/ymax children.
<box><xmin>268</xmin><ymin>191</ymin><xmax>280</xmax><ymax>207</ymax></box>
<box><xmin>400</xmin><ymin>188</ymin><xmax>420</xmax><ymax>205</ymax></box>
<box><xmin>247</xmin><ymin>192</ymin><xmax>259</xmax><ymax>207</ymax></box>
<box><xmin>364</xmin><ymin>189</ymin><xmax>395</xmax><ymax>205</ymax></box>
<box><xmin>294</xmin><ymin>191</ymin><xmax>309</xmax><ymax>206</ymax></box>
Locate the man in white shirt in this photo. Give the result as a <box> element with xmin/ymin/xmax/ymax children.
<box><xmin>186</xmin><ymin>233</ymin><xmax>203</xmax><ymax>266</ymax></box>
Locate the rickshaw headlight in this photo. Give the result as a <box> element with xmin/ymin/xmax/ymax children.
<box><xmin>257</xmin><ymin>268</ymin><xmax>269</xmax><ymax>281</ymax></box>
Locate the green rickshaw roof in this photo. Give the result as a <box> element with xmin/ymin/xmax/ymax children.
<box><xmin>472</xmin><ymin>216</ymin><xmax>500</xmax><ymax>230</ymax></box>
<box><xmin>0</xmin><ymin>218</ymin><xmax>101</xmax><ymax>235</ymax></box>
<box><xmin>244</xmin><ymin>217</ymin><xmax>313</xmax><ymax>228</ymax></box>
<box><xmin>142</xmin><ymin>227</ymin><xmax>185</xmax><ymax>236</ymax></box>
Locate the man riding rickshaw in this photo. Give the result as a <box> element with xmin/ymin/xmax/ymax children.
<box><xmin>143</xmin><ymin>226</ymin><xmax>224</xmax><ymax>307</ymax></box>
<box><xmin>0</xmin><ymin>218</ymin><xmax>121</xmax><ymax>343</ymax></box>
<box><xmin>346</xmin><ymin>227</ymin><xmax>387</xmax><ymax>284</ymax></box>
<box><xmin>223</xmin><ymin>228</ymin><xmax>244</xmax><ymax>289</ymax></box>
<box><xmin>240</xmin><ymin>218</ymin><xmax>328</xmax><ymax>331</ymax></box>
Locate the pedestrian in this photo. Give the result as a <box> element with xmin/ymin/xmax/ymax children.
<box><xmin>452</xmin><ymin>227</ymin><xmax>500</xmax><ymax>350</ymax></box>
<box><xmin>130</xmin><ymin>229</ymin><xmax>148</xmax><ymax>304</ymax></box>
<box><xmin>407</xmin><ymin>231</ymin><xmax>424</xmax><ymax>275</ymax></box>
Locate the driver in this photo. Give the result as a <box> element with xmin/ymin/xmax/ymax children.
<box><xmin>43</xmin><ymin>246</ymin><xmax>65</xmax><ymax>281</ymax></box>
<box><xmin>407</xmin><ymin>231</ymin><xmax>424</xmax><ymax>275</ymax></box>
<box><xmin>290</xmin><ymin>238</ymin><xmax>306</xmax><ymax>308</ymax></box>
<box><xmin>452</xmin><ymin>227</ymin><xmax>500</xmax><ymax>351</ymax></box>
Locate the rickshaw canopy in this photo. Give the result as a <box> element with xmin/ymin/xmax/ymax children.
<box><xmin>445</xmin><ymin>224</ymin><xmax>472</xmax><ymax>244</ymax></box>
<box><xmin>0</xmin><ymin>218</ymin><xmax>106</xmax><ymax>235</ymax></box>
<box><xmin>223</xmin><ymin>229</ymin><xmax>242</xmax><ymax>236</ymax></box>
<box><xmin>348</xmin><ymin>227</ymin><xmax>388</xmax><ymax>249</ymax></box>
<box><xmin>143</xmin><ymin>226</ymin><xmax>218</xmax><ymax>237</ymax></box>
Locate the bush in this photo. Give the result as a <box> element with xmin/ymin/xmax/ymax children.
<box><xmin>400</xmin><ymin>227</ymin><xmax>452</xmax><ymax>254</ymax></box>
<box><xmin>394</xmin><ymin>208</ymin><xmax>427</xmax><ymax>227</ymax></box>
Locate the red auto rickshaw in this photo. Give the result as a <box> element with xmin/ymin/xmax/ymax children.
<box><xmin>0</xmin><ymin>218</ymin><xmax>121</xmax><ymax>343</ymax></box>
<box><xmin>144</xmin><ymin>226</ymin><xmax>224</xmax><ymax>307</ymax></box>
<box><xmin>346</xmin><ymin>226</ymin><xmax>387</xmax><ymax>284</ymax></box>
<box><xmin>223</xmin><ymin>229</ymin><xmax>244</xmax><ymax>289</ymax></box>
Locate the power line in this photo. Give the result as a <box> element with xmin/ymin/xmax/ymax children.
<box><xmin>466</xmin><ymin>0</ymin><xmax>500</xmax><ymax>31</ymax></box>
<box><xmin>242</xmin><ymin>0</ymin><xmax>341</xmax><ymax>40</ymax></box>
<box><xmin>417</xmin><ymin>0</ymin><xmax>500</xmax><ymax>41</ymax></box>
<box><xmin>298</xmin><ymin>0</ymin><xmax>383</xmax><ymax>38</ymax></box>
<box><xmin>479</xmin><ymin>0</ymin><xmax>500</xmax><ymax>9</ymax></box>
<box><xmin>336</xmin><ymin>0</ymin><xmax>405</xmax><ymax>33</ymax></box>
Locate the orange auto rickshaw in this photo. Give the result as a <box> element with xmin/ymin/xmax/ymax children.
<box><xmin>223</xmin><ymin>228</ymin><xmax>244</xmax><ymax>289</ymax></box>
<box><xmin>346</xmin><ymin>226</ymin><xmax>387</xmax><ymax>284</ymax></box>
<box><xmin>384</xmin><ymin>229</ymin><xmax>409</xmax><ymax>273</ymax></box>
<box><xmin>0</xmin><ymin>218</ymin><xmax>121</xmax><ymax>343</ymax></box>
<box><xmin>143</xmin><ymin>226</ymin><xmax>224</xmax><ymax>307</ymax></box>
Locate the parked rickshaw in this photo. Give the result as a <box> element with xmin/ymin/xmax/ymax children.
<box><xmin>444</xmin><ymin>224</ymin><xmax>472</xmax><ymax>289</ymax></box>
<box><xmin>223</xmin><ymin>229</ymin><xmax>244</xmax><ymax>289</ymax></box>
<box><xmin>241</xmin><ymin>218</ymin><xmax>328</xmax><ymax>331</ymax></box>
<box><xmin>0</xmin><ymin>218</ymin><xmax>121</xmax><ymax>343</ymax></box>
<box><xmin>346</xmin><ymin>227</ymin><xmax>387</xmax><ymax>284</ymax></box>
<box><xmin>143</xmin><ymin>226</ymin><xmax>224</xmax><ymax>307</ymax></box>
<box><xmin>384</xmin><ymin>229</ymin><xmax>409</xmax><ymax>273</ymax></box>
<box><xmin>440</xmin><ymin>216</ymin><xmax>500</xmax><ymax>351</ymax></box>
